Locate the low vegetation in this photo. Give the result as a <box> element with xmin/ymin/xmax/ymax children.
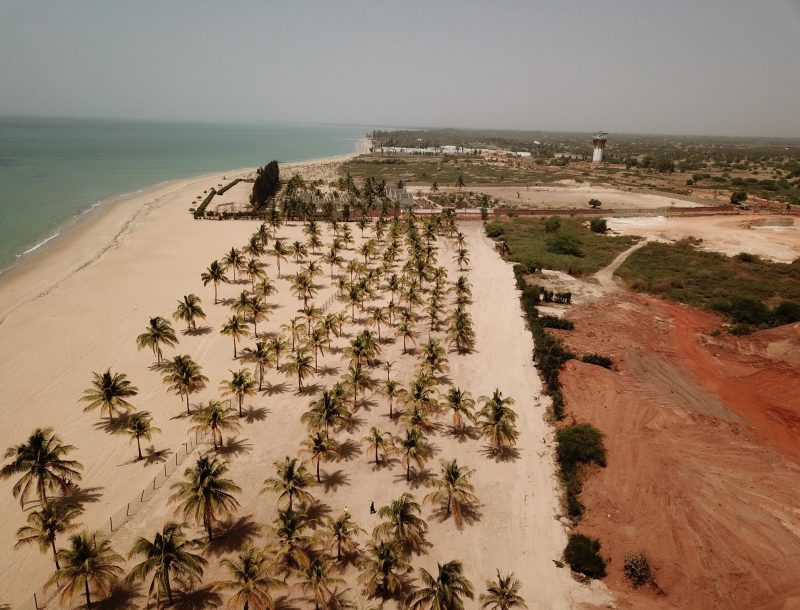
<box><xmin>623</xmin><ymin>551</ymin><xmax>656</xmax><ymax>589</ymax></box>
<box><xmin>617</xmin><ymin>240</ymin><xmax>800</xmax><ymax>332</ymax></box>
<box><xmin>580</xmin><ymin>354</ymin><xmax>613</xmax><ymax>369</ymax></box>
<box><xmin>556</xmin><ymin>424</ymin><xmax>607</xmax><ymax>519</ymax></box>
<box><xmin>563</xmin><ymin>534</ymin><xmax>606</xmax><ymax>579</ymax></box>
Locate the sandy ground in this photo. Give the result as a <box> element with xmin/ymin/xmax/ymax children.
<box><xmin>607</xmin><ymin>215</ymin><xmax>800</xmax><ymax>263</ymax></box>
<box><xmin>555</xmin><ymin>294</ymin><xmax>800</xmax><ymax>610</ymax></box>
<box><xmin>405</xmin><ymin>184</ymin><xmax>707</xmax><ymax>210</ymax></box>
<box><xmin>0</xmin><ymin>156</ymin><xmax>606</xmax><ymax>608</ymax></box>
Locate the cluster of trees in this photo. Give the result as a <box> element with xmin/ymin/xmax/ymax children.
<box><xmin>250</xmin><ymin>161</ymin><xmax>280</xmax><ymax>210</ymax></box>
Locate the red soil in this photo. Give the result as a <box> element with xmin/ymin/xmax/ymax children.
<box><xmin>557</xmin><ymin>294</ymin><xmax>800</xmax><ymax>610</ymax></box>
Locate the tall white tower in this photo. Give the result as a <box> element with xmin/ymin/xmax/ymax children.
<box><xmin>592</xmin><ymin>131</ymin><xmax>608</xmax><ymax>164</ymax></box>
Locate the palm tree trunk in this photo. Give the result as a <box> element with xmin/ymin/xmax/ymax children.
<box><xmin>407</xmin><ymin>462</ymin><xmax>411</xmax><ymax>481</ymax></box>
<box><xmin>39</xmin><ymin>480</ymin><xmax>48</xmax><ymax>508</ymax></box>
<box><xmin>136</xmin><ymin>436</ymin><xmax>142</xmax><ymax>459</ymax></box>
<box><xmin>233</xmin><ymin>337</ymin><xmax>237</xmax><ymax>358</ymax></box>
<box><xmin>375</xmin><ymin>445</ymin><xmax>379</xmax><ymax>464</ymax></box>
<box><xmin>85</xmin><ymin>579</ymin><xmax>92</xmax><ymax>609</ymax></box>
<box><xmin>214</xmin><ymin>283</ymin><xmax>218</xmax><ymax>304</ymax></box>
<box><xmin>186</xmin><ymin>393</ymin><xmax>191</xmax><ymax>415</ymax></box>
<box><xmin>239</xmin><ymin>395</ymin><xmax>243</xmax><ymax>417</ymax></box>
<box><xmin>51</xmin><ymin>539</ymin><xmax>60</xmax><ymax>569</ymax></box>
<box><xmin>316</xmin><ymin>457</ymin><xmax>321</xmax><ymax>482</ymax></box>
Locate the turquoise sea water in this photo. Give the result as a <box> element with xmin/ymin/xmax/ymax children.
<box><xmin>0</xmin><ymin>117</ymin><xmax>367</xmax><ymax>270</ymax></box>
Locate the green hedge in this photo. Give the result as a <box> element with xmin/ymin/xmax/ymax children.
<box><xmin>193</xmin><ymin>188</ymin><xmax>217</xmax><ymax>218</ymax></box>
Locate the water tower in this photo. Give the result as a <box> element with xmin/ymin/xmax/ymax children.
<box><xmin>592</xmin><ymin>131</ymin><xmax>608</xmax><ymax>164</ymax></box>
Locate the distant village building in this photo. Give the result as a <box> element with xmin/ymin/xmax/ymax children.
<box><xmin>592</xmin><ymin>131</ymin><xmax>608</xmax><ymax>164</ymax></box>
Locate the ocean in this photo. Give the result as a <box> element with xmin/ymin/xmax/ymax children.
<box><xmin>0</xmin><ymin>117</ymin><xmax>367</xmax><ymax>271</ymax></box>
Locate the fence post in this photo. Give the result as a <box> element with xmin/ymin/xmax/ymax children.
<box><xmin>109</xmin><ymin>516</ymin><xmax>113</xmax><ymax>532</ymax></box>
<box><xmin>34</xmin><ymin>593</ymin><xmax>39</xmax><ymax>609</ymax></box>
<box><xmin>176</xmin><ymin>452</ymin><xmax>179</xmax><ymax>466</ymax></box>
<box><xmin>141</xmin><ymin>489</ymin><xmax>145</xmax><ymax>502</ymax></box>
<box><xmin>153</xmin><ymin>477</ymin><xmax>156</xmax><ymax>490</ymax></box>
<box><xmin>164</xmin><ymin>463</ymin><xmax>168</xmax><ymax>477</ymax></box>
<box><xmin>126</xmin><ymin>503</ymin><xmax>130</xmax><ymax>516</ymax></box>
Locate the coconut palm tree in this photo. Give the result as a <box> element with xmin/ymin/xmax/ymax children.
<box><xmin>448</xmin><ymin>307</ymin><xmax>475</xmax><ymax>353</ymax></box>
<box><xmin>302</xmin><ymin>389</ymin><xmax>349</xmax><ymax>435</ymax></box>
<box><xmin>244</xmin><ymin>234</ymin><xmax>266</xmax><ymax>260</ymax></box>
<box><xmin>1</xmin><ymin>427</ymin><xmax>82</xmax><ymax>508</ymax></box>
<box><xmin>383</xmin><ymin>380</ymin><xmax>400</xmax><ymax>418</ymax></box>
<box><xmin>241</xmin><ymin>340</ymin><xmax>274</xmax><ymax>391</ymax></box>
<box><xmin>222</xmin><ymin>247</ymin><xmax>246</xmax><ymax>282</ymax></box>
<box><xmin>245</xmin><ymin>259</ymin><xmax>268</xmax><ymax>291</ymax></box>
<box><xmin>300</xmin><ymin>432</ymin><xmax>339</xmax><ymax>482</ymax></box>
<box><xmin>254</xmin><ymin>276</ymin><xmax>277</xmax><ymax>302</ymax></box>
<box><xmin>15</xmin><ymin>501</ymin><xmax>82</xmax><ymax>569</ymax></box>
<box><xmin>283</xmin><ymin>348</ymin><xmax>315</xmax><ymax>391</ymax></box>
<box><xmin>216</xmin><ymin>546</ymin><xmax>283</xmax><ymax>610</ymax></box>
<box><xmin>136</xmin><ymin>316</ymin><xmax>178</xmax><ymax>364</ymax></box>
<box><xmin>419</xmin><ymin>337</ymin><xmax>448</xmax><ymax>375</ymax></box>
<box><xmin>368</xmin><ymin>307</ymin><xmax>389</xmax><ymax>340</ymax></box>
<box><xmin>324</xmin><ymin>248</ymin><xmax>344</xmax><ymax>278</ymax></box>
<box><xmin>174</xmin><ymin>294</ymin><xmax>206</xmax><ymax>331</ymax></box>
<box><xmin>408</xmin><ymin>560</ymin><xmax>474</xmax><ymax>610</ymax></box>
<box><xmin>249</xmin><ymin>297</ymin><xmax>270</xmax><ymax>337</ymax></box>
<box><xmin>81</xmin><ymin>369</ymin><xmax>138</xmax><ymax>422</ymax></box>
<box><xmin>454</xmin><ymin>248</ymin><xmax>470</xmax><ymax>271</ymax></box>
<box><xmin>290</xmin><ymin>240</ymin><xmax>308</xmax><ymax>263</ymax></box>
<box><xmin>363</xmin><ymin>427</ymin><xmax>392</xmax><ymax>465</ymax></box>
<box><xmin>126</xmin><ymin>522</ymin><xmax>206</xmax><ymax>606</ymax></box>
<box><xmin>431</xmin><ymin>181</ymin><xmax>439</xmax><ymax>195</ymax></box>
<box><xmin>304</xmin><ymin>327</ymin><xmax>327</xmax><ymax>371</ymax></box>
<box><xmin>190</xmin><ymin>401</ymin><xmax>242</xmax><ymax>451</ymax></box>
<box><xmin>344</xmin><ymin>363</ymin><xmax>374</xmax><ymax>410</ymax></box>
<box><xmin>45</xmin><ymin>531</ymin><xmax>123</xmax><ymax>609</ymax></box>
<box><xmin>221</xmin><ymin>369</ymin><xmax>258</xmax><ymax>417</ymax></box>
<box><xmin>222</xmin><ymin>314</ymin><xmax>250</xmax><ymax>358</ymax></box>
<box><xmin>396</xmin><ymin>430</ymin><xmax>433</xmax><ymax>483</ymax></box>
<box><xmin>374</xmin><ymin>493</ymin><xmax>429</xmax><ymax>558</ymax></box>
<box><xmin>479</xmin><ymin>572</ymin><xmax>527</xmax><ymax>610</ymax></box>
<box><xmin>126</xmin><ymin>411</ymin><xmax>160</xmax><ymax>460</ymax></box>
<box><xmin>359</xmin><ymin>540</ymin><xmax>409</xmax><ymax>602</ymax></box>
<box><xmin>271</xmin><ymin>507</ymin><xmax>313</xmax><ymax>576</ymax></box>
<box><xmin>297</xmin><ymin>556</ymin><xmax>344</xmax><ymax>610</ymax></box>
<box><xmin>169</xmin><ymin>455</ymin><xmax>241</xmax><ymax>542</ymax></box>
<box><xmin>291</xmin><ymin>271</ymin><xmax>318</xmax><ymax>309</ymax></box>
<box><xmin>161</xmin><ymin>354</ymin><xmax>208</xmax><ymax>415</ymax></box>
<box><xmin>201</xmin><ymin>260</ymin><xmax>228</xmax><ymax>304</ymax></box>
<box><xmin>454</xmin><ymin>276</ymin><xmax>472</xmax><ymax>304</ymax></box>
<box><xmin>396</xmin><ymin>320</ymin><xmax>416</xmax><ymax>354</ymax></box>
<box><xmin>424</xmin><ymin>460</ymin><xmax>479</xmax><ymax>527</ymax></box>
<box><xmin>327</xmin><ymin>511</ymin><xmax>365</xmax><ymax>562</ymax></box>
<box><xmin>263</xmin><ymin>457</ymin><xmax>316</xmax><ymax>510</ymax></box>
<box><xmin>281</xmin><ymin>317</ymin><xmax>306</xmax><ymax>352</ymax></box>
<box><xmin>477</xmin><ymin>390</ymin><xmax>519</xmax><ymax>454</ymax></box>
<box><xmin>443</xmin><ymin>387</ymin><xmax>476</xmax><ymax>430</ymax></box>
<box><xmin>271</xmin><ymin>240</ymin><xmax>289</xmax><ymax>277</ymax></box>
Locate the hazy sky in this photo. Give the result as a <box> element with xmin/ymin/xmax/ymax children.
<box><xmin>1</xmin><ymin>0</ymin><xmax>799</xmax><ymax>137</ymax></box>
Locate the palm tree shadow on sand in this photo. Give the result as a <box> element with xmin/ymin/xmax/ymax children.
<box><xmin>171</xmin><ymin>583</ymin><xmax>222</xmax><ymax>609</ymax></box>
<box><xmin>298</xmin><ymin>383</ymin><xmax>321</xmax><ymax>396</ymax></box>
<box><xmin>93</xmin><ymin>412</ymin><xmax>134</xmax><ymax>435</ymax></box>
<box><xmin>302</xmin><ymin>499</ymin><xmax>332</xmax><ymax>529</ymax></box>
<box><xmin>263</xmin><ymin>381</ymin><xmax>289</xmax><ymax>396</ymax></box>
<box><xmin>447</xmin><ymin>425</ymin><xmax>480</xmax><ymax>443</ymax></box>
<box><xmin>394</xmin><ymin>468</ymin><xmax>433</xmax><ymax>489</ymax></box>
<box><xmin>241</xmin><ymin>406</ymin><xmax>269</xmax><ymax>423</ymax></box>
<box><xmin>320</xmin><ymin>469</ymin><xmax>350</xmax><ymax>492</ymax></box>
<box><xmin>335</xmin><ymin>439</ymin><xmax>362</xmax><ymax>462</ymax></box>
<box><xmin>142</xmin><ymin>446</ymin><xmax>172</xmax><ymax>465</ymax></box>
<box><xmin>183</xmin><ymin>325</ymin><xmax>212</xmax><ymax>337</ymax></box>
<box><xmin>479</xmin><ymin>444</ymin><xmax>521</xmax><ymax>462</ymax></box>
<box><xmin>94</xmin><ymin>582</ymin><xmax>144</xmax><ymax>610</ymax></box>
<box><xmin>429</xmin><ymin>501</ymin><xmax>483</xmax><ymax>527</ymax></box>
<box><xmin>205</xmin><ymin>514</ymin><xmax>261</xmax><ymax>557</ymax></box>
<box><xmin>214</xmin><ymin>436</ymin><xmax>253</xmax><ymax>458</ymax></box>
<box><xmin>61</xmin><ymin>485</ymin><xmax>103</xmax><ymax>510</ymax></box>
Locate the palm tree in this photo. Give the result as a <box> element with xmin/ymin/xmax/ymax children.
<box><xmin>297</xmin><ymin>556</ymin><xmax>344</xmax><ymax>610</ymax></box>
<box><xmin>396</xmin><ymin>430</ymin><xmax>433</xmax><ymax>483</ymax></box>
<box><xmin>169</xmin><ymin>455</ymin><xmax>241</xmax><ymax>542</ymax></box>
<box><xmin>245</xmin><ymin>258</ymin><xmax>268</xmax><ymax>291</ymax></box>
<box><xmin>190</xmin><ymin>401</ymin><xmax>242</xmax><ymax>451</ymax></box>
<box><xmin>254</xmin><ymin>277</ymin><xmax>277</xmax><ymax>302</ymax></box>
<box><xmin>81</xmin><ymin>369</ymin><xmax>138</xmax><ymax>422</ymax></box>
<box><xmin>454</xmin><ymin>276</ymin><xmax>472</xmax><ymax>304</ymax></box>
<box><xmin>127</xmin><ymin>522</ymin><xmax>206</xmax><ymax>606</ymax></box>
<box><xmin>15</xmin><ymin>501</ymin><xmax>82</xmax><ymax>569</ymax></box>
<box><xmin>304</xmin><ymin>327</ymin><xmax>327</xmax><ymax>371</ymax></box>
<box><xmin>324</xmin><ymin>248</ymin><xmax>344</xmax><ymax>278</ymax></box>
<box><xmin>300</xmin><ymin>432</ymin><xmax>339</xmax><ymax>482</ymax></box>
<box><xmin>419</xmin><ymin>337</ymin><xmax>448</xmax><ymax>374</ymax></box>
<box><xmin>328</xmin><ymin>511</ymin><xmax>365</xmax><ymax>562</ymax></box>
<box><xmin>359</xmin><ymin>540</ymin><xmax>409</xmax><ymax>602</ymax></box>
<box><xmin>201</xmin><ymin>260</ymin><xmax>228</xmax><ymax>304</ymax></box>
<box><xmin>396</xmin><ymin>319</ymin><xmax>416</xmax><ymax>354</ymax></box>
<box><xmin>448</xmin><ymin>307</ymin><xmax>476</xmax><ymax>353</ymax></box>
<box><xmin>136</xmin><ymin>316</ymin><xmax>178</xmax><ymax>363</ymax></box>
<box><xmin>216</xmin><ymin>546</ymin><xmax>283</xmax><ymax>610</ymax></box>
<box><xmin>443</xmin><ymin>387</ymin><xmax>475</xmax><ymax>430</ymax></box>
<box><xmin>222</xmin><ymin>314</ymin><xmax>250</xmax><ymax>358</ymax></box>
<box><xmin>45</xmin><ymin>531</ymin><xmax>123</xmax><ymax>609</ymax></box>
<box><xmin>408</xmin><ymin>560</ymin><xmax>474</xmax><ymax>610</ymax></box>
<box><xmin>477</xmin><ymin>390</ymin><xmax>519</xmax><ymax>454</ymax></box>
<box><xmin>368</xmin><ymin>307</ymin><xmax>389</xmax><ymax>340</ymax></box>
<box><xmin>431</xmin><ymin>181</ymin><xmax>439</xmax><ymax>195</ymax></box>
<box><xmin>271</xmin><ymin>507</ymin><xmax>312</xmax><ymax>576</ymax></box>
<box><xmin>263</xmin><ymin>457</ymin><xmax>316</xmax><ymax>510</ymax></box>
<box><xmin>268</xmin><ymin>336</ymin><xmax>288</xmax><ymax>369</ymax></box>
<box><xmin>222</xmin><ymin>247</ymin><xmax>246</xmax><ymax>282</ymax></box>
<box><xmin>161</xmin><ymin>354</ymin><xmax>208</xmax><ymax>415</ymax></box>
<box><xmin>363</xmin><ymin>427</ymin><xmax>392</xmax><ymax>465</ymax></box>
<box><xmin>479</xmin><ymin>572</ymin><xmax>527</xmax><ymax>610</ymax></box>
<box><xmin>424</xmin><ymin>460</ymin><xmax>479</xmax><ymax>527</ymax></box>
<box><xmin>344</xmin><ymin>363</ymin><xmax>374</xmax><ymax>410</ymax></box>
<box><xmin>249</xmin><ymin>297</ymin><xmax>270</xmax><ymax>337</ymax></box>
<box><xmin>281</xmin><ymin>316</ymin><xmax>306</xmax><ymax>352</ymax></box>
<box><xmin>454</xmin><ymin>248</ymin><xmax>470</xmax><ymax>271</ymax></box>
<box><xmin>302</xmin><ymin>389</ymin><xmax>349</xmax><ymax>435</ymax></box>
<box><xmin>221</xmin><ymin>369</ymin><xmax>258</xmax><ymax>417</ymax></box>
<box><xmin>384</xmin><ymin>380</ymin><xmax>400</xmax><ymax>418</ymax></box>
<box><xmin>241</xmin><ymin>340</ymin><xmax>274</xmax><ymax>391</ymax></box>
<box><xmin>126</xmin><ymin>411</ymin><xmax>161</xmax><ymax>460</ymax></box>
<box><xmin>291</xmin><ymin>271</ymin><xmax>318</xmax><ymax>308</ymax></box>
<box><xmin>374</xmin><ymin>493</ymin><xmax>429</xmax><ymax>558</ymax></box>
<box><xmin>271</xmin><ymin>240</ymin><xmax>289</xmax><ymax>277</ymax></box>
<box><xmin>284</xmin><ymin>348</ymin><xmax>315</xmax><ymax>391</ymax></box>
<box><xmin>244</xmin><ymin>234</ymin><xmax>266</xmax><ymax>260</ymax></box>
<box><xmin>174</xmin><ymin>294</ymin><xmax>206</xmax><ymax>331</ymax></box>
<box><xmin>1</xmin><ymin>427</ymin><xmax>82</xmax><ymax>508</ymax></box>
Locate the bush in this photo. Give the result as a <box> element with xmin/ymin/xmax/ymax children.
<box><xmin>581</xmin><ymin>354</ymin><xmax>613</xmax><ymax>369</ymax></box>
<box><xmin>728</xmin><ymin>296</ymin><xmax>771</xmax><ymax>325</ymax></box>
<box><xmin>556</xmin><ymin>424</ymin><xmax>607</xmax><ymax>480</ymax></box>
<box><xmin>730</xmin><ymin>190</ymin><xmax>748</xmax><ymax>205</ymax></box>
<box><xmin>588</xmin><ymin>198</ymin><xmax>602</xmax><ymax>208</ymax></box>
<box><xmin>590</xmin><ymin>218</ymin><xmax>607</xmax><ymax>233</ymax></box>
<box><xmin>546</xmin><ymin>234</ymin><xmax>584</xmax><ymax>257</ymax></box>
<box><xmin>485</xmin><ymin>222</ymin><xmax>505</xmax><ymax>238</ymax></box>
<box><xmin>624</xmin><ymin>552</ymin><xmax>654</xmax><ymax>588</ymax></box>
<box><xmin>545</xmin><ymin>216</ymin><xmax>561</xmax><ymax>233</ymax></box>
<box><xmin>251</xmin><ymin>161</ymin><xmax>280</xmax><ymax>210</ymax></box>
<box><xmin>736</xmin><ymin>252</ymin><xmax>758</xmax><ymax>263</ymax></box>
<box><xmin>564</xmin><ymin>534</ymin><xmax>606</xmax><ymax>578</ymax></box>
<box><xmin>773</xmin><ymin>301</ymin><xmax>800</xmax><ymax>325</ymax></box>
<box><xmin>540</xmin><ymin>315</ymin><xmax>574</xmax><ymax>330</ymax></box>
<box><xmin>729</xmin><ymin>323</ymin><xmax>755</xmax><ymax>336</ymax></box>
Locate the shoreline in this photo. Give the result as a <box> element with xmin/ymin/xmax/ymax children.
<box><xmin>0</xmin><ymin>139</ymin><xmax>369</xmax><ymax>321</ymax></box>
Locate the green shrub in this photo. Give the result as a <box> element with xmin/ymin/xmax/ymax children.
<box><xmin>546</xmin><ymin>234</ymin><xmax>584</xmax><ymax>257</ymax></box>
<box><xmin>590</xmin><ymin>218</ymin><xmax>607</xmax><ymax>233</ymax></box>
<box><xmin>545</xmin><ymin>216</ymin><xmax>561</xmax><ymax>233</ymax></box>
<box><xmin>736</xmin><ymin>252</ymin><xmax>758</xmax><ymax>263</ymax></box>
<box><xmin>556</xmin><ymin>424</ymin><xmax>607</xmax><ymax>480</ymax></box>
<box><xmin>729</xmin><ymin>323</ymin><xmax>755</xmax><ymax>336</ymax></box>
<box><xmin>773</xmin><ymin>301</ymin><xmax>800</xmax><ymax>325</ymax></box>
<box><xmin>540</xmin><ymin>315</ymin><xmax>574</xmax><ymax>330</ymax></box>
<box><xmin>581</xmin><ymin>354</ymin><xmax>613</xmax><ymax>369</ymax></box>
<box><xmin>485</xmin><ymin>222</ymin><xmax>505</xmax><ymax>238</ymax></box>
<box><xmin>728</xmin><ymin>296</ymin><xmax>771</xmax><ymax>325</ymax></box>
<box><xmin>624</xmin><ymin>552</ymin><xmax>654</xmax><ymax>588</ymax></box>
<box><xmin>564</xmin><ymin>534</ymin><xmax>606</xmax><ymax>578</ymax></box>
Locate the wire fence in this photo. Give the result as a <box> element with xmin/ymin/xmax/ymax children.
<box><xmin>23</xmin><ymin>428</ymin><xmax>208</xmax><ymax>610</ymax></box>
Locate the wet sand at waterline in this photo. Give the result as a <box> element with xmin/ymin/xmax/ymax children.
<box><xmin>0</xmin><ymin>161</ymin><xmax>607</xmax><ymax>608</ymax></box>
